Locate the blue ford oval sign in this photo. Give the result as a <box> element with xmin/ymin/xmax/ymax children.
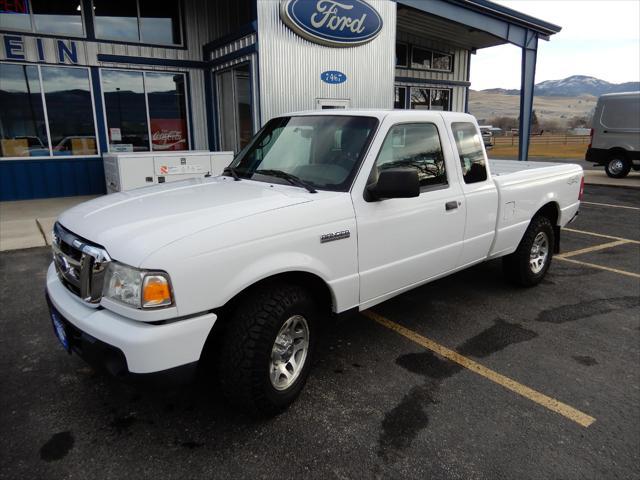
<box><xmin>321</xmin><ymin>71</ymin><xmax>347</xmax><ymax>84</ymax></box>
<box><xmin>280</xmin><ymin>0</ymin><xmax>383</xmax><ymax>47</ymax></box>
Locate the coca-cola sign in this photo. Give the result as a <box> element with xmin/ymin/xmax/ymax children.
<box><xmin>150</xmin><ymin>119</ymin><xmax>187</xmax><ymax>151</ymax></box>
<box><xmin>280</xmin><ymin>0</ymin><xmax>383</xmax><ymax>47</ymax></box>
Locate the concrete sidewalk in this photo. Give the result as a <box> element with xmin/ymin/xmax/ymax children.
<box><xmin>0</xmin><ymin>196</ymin><xmax>97</xmax><ymax>251</ymax></box>
<box><xmin>583</xmin><ymin>169</ymin><xmax>640</xmax><ymax>188</ymax></box>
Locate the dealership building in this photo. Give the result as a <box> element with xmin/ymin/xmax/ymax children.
<box><xmin>0</xmin><ymin>0</ymin><xmax>560</xmax><ymax>200</ymax></box>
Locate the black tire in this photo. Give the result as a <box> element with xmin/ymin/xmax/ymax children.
<box><xmin>604</xmin><ymin>154</ymin><xmax>631</xmax><ymax>178</ymax></box>
<box><xmin>218</xmin><ymin>283</ymin><xmax>317</xmax><ymax>415</ymax></box>
<box><xmin>503</xmin><ymin>215</ymin><xmax>554</xmax><ymax>287</ymax></box>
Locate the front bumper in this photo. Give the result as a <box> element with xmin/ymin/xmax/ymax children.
<box><xmin>46</xmin><ymin>263</ymin><xmax>216</xmax><ymax>380</ymax></box>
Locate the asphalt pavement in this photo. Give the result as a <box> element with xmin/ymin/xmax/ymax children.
<box><xmin>0</xmin><ymin>184</ymin><xmax>638</xmax><ymax>480</ymax></box>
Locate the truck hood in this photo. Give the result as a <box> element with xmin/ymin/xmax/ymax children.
<box><xmin>58</xmin><ymin>177</ymin><xmax>312</xmax><ymax>266</ymax></box>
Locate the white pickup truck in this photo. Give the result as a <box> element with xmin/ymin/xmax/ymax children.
<box><xmin>46</xmin><ymin>110</ymin><xmax>583</xmax><ymax>414</ymax></box>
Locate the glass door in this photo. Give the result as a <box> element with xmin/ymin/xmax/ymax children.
<box><xmin>216</xmin><ymin>64</ymin><xmax>252</xmax><ymax>152</ymax></box>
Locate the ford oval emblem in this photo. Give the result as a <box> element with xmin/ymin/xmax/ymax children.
<box><xmin>321</xmin><ymin>70</ymin><xmax>347</xmax><ymax>84</ymax></box>
<box><xmin>280</xmin><ymin>0</ymin><xmax>383</xmax><ymax>48</ymax></box>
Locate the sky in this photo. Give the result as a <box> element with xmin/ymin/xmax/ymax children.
<box><xmin>470</xmin><ymin>0</ymin><xmax>640</xmax><ymax>90</ymax></box>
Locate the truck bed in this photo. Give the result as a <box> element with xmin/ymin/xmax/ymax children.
<box><xmin>487</xmin><ymin>158</ymin><xmax>583</xmax><ymax>259</ymax></box>
<box><xmin>489</xmin><ymin>159</ymin><xmax>576</xmax><ymax>177</ymax></box>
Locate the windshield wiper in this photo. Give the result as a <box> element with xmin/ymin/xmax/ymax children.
<box><xmin>223</xmin><ymin>166</ymin><xmax>241</xmax><ymax>181</ymax></box>
<box><xmin>255</xmin><ymin>169</ymin><xmax>317</xmax><ymax>193</ymax></box>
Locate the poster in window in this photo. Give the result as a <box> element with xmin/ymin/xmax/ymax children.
<box><xmin>109</xmin><ymin>128</ymin><xmax>122</xmax><ymax>141</ymax></box>
<box><xmin>150</xmin><ymin>118</ymin><xmax>187</xmax><ymax>151</ymax></box>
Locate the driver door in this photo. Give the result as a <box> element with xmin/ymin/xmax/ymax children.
<box><xmin>352</xmin><ymin>115</ymin><xmax>466</xmax><ymax>308</ymax></box>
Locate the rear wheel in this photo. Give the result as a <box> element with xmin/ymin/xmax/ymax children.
<box><xmin>218</xmin><ymin>283</ymin><xmax>317</xmax><ymax>415</ymax></box>
<box><xmin>605</xmin><ymin>155</ymin><xmax>631</xmax><ymax>178</ymax></box>
<box><xmin>503</xmin><ymin>215</ymin><xmax>554</xmax><ymax>287</ymax></box>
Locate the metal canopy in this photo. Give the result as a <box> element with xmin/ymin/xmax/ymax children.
<box><xmin>396</xmin><ymin>8</ymin><xmax>505</xmax><ymax>50</ymax></box>
<box><xmin>395</xmin><ymin>0</ymin><xmax>561</xmax><ymax>161</ymax></box>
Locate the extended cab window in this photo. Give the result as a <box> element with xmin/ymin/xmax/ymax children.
<box><xmin>371</xmin><ymin>123</ymin><xmax>447</xmax><ymax>190</ymax></box>
<box><xmin>451</xmin><ymin>122</ymin><xmax>488</xmax><ymax>184</ymax></box>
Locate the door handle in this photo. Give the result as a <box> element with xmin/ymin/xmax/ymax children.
<box><xmin>445</xmin><ymin>201</ymin><xmax>459</xmax><ymax>211</ymax></box>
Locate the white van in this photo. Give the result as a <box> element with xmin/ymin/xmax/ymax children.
<box><xmin>586</xmin><ymin>92</ymin><xmax>640</xmax><ymax>178</ymax></box>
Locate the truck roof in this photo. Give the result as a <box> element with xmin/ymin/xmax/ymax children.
<box><xmin>282</xmin><ymin>109</ymin><xmax>478</xmax><ymax>122</ymax></box>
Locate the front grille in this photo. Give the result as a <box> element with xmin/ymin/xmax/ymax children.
<box><xmin>52</xmin><ymin>222</ymin><xmax>111</xmax><ymax>304</ymax></box>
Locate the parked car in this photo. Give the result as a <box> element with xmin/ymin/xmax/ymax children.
<box><xmin>46</xmin><ymin>110</ymin><xmax>583</xmax><ymax>415</ymax></box>
<box><xmin>586</xmin><ymin>91</ymin><xmax>640</xmax><ymax>178</ymax></box>
<box><xmin>479</xmin><ymin>125</ymin><xmax>494</xmax><ymax>147</ymax></box>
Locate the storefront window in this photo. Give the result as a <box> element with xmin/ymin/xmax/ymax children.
<box><xmin>102</xmin><ymin>70</ymin><xmax>149</xmax><ymax>152</ymax></box>
<box><xmin>139</xmin><ymin>0</ymin><xmax>181</xmax><ymax>45</ymax></box>
<box><xmin>410</xmin><ymin>46</ymin><xmax>453</xmax><ymax>72</ymax></box>
<box><xmin>32</xmin><ymin>0</ymin><xmax>84</xmax><ymax>36</ymax></box>
<box><xmin>0</xmin><ymin>0</ymin><xmax>84</xmax><ymax>36</ymax></box>
<box><xmin>396</xmin><ymin>43</ymin><xmax>408</xmax><ymax>67</ymax></box>
<box><xmin>41</xmin><ymin>66</ymin><xmax>97</xmax><ymax>155</ymax></box>
<box><xmin>430</xmin><ymin>89</ymin><xmax>450</xmax><ymax>111</ymax></box>
<box><xmin>0</xmin><ymin>63</ymin><xmax>48</xmax><ymax>157</ymax></box>
<box><xmin>1</xmin><ymin>63</ymin><xmax>98</xmax><ymax>158</ymax></box>
<box><xmin>409</xmin><ymin>87</ymin><xmax>451</xmax><ymax>111</ymax></box>
<box><xmin>410</xmin><ymin>88</ymin><xmax>430</xmax><ymax>109</ymax></box>
<box><xmin>93</xmin><ymin>0</ymin><xmax>183</xmax><ymax>45</ymax></box>
<box><xmin>432</xmin><ymin>52</ymin><xmax>451</xmax><ymax>71</ymax></box>
<box><xmin>101</xmin><ymin>69</ymin><xmax>190</xmax><ymax>152</ymax></box>
<box><xmin>146</xmin><ymin>72</ymin><xmax>189</xmax><ymax>151</ymax></box>
<box><xmin>0</xmin><ymin>0</ymin><xmax>32</xmax><ymax>30</ymax></box>
<box><xmin>394</xmin><ymin>86</ymin><xmax>406</xmax><ymax>109</ymax></box>
<box><xmin>93</xmin><ymin>2</ymin><xmax>139</xmax><ymax>42</ymax></box>
<box><xmin>411</xmin><ymin>47</ymin><xmax>431</xmax><ymax>69</ymax></box>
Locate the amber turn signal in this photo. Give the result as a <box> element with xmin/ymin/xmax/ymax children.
<box><xmin>142</xmin><ymin>275</ymin><xmax>172</xmax><ymax>308</ymax></box>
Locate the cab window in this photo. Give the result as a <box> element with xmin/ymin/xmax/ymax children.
<box><xmin>451</xmin><ymin>122</ymin><xmax>488</xmax><ymax>184</ymax></box>
<box><xmin>371</xmin><ymin>123</ymin><xmax>447</xmax><ymax>190</ymax></box>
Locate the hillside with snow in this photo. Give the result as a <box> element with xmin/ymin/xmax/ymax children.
<box><xmin>479</xmin><ymin>75</ymin><xmax>639</xmax><ymax>97</ymax></box>
<box><xmin>535</xmin><ymin>75</ymin><xmax>639</xmax><ymax>96</ymax></box>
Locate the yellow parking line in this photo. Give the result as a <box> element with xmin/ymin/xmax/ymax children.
<box><xmin>563</xmin><ymin>227</ymin><xmax>640</xmax><ymax>245</ymax></box>
<box><xmin>362</xmin><ymin>310</ymin><xmax>596</xmax><ymax>428</ymax></box>
<box><xmin>556</xmin><ymin>257</ymin><xmax>640</xmax><ymax>279</ymax></box>
<box><xmin>582</xmin><ymin>201</ymin><xmax>640</xmax><ymax>211</ymax></box>
<box><xmin>557</xmin><ymin>239</ymin><xmax>630</xmax><ymax>259</ymax></box>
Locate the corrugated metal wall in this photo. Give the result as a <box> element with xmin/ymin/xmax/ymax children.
<box><xmin>256</xmin><ymin>0</ymin><xmax>396</xmax><ymax>124</ymax></box>
<box><xmin>0</xmin><ymin>158</ymin><xmax>105</xmax><ymax>200</ymax></box>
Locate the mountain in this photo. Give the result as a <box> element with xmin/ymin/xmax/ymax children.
<box><xmin>480</xmin><ymin>75</ymin><xmax>640</xmax><ymax>97</ymax></box>
<box><xmin>535</xmin><ymin>75</ymin><xmax>639</xmax><ymax>96</ymax></box>
<box><xmin>480</xmin><ymin>88</ymin><xmax>520</xmax><ymax>96</ymax></box>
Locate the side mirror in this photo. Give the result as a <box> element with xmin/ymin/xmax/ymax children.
<box><xmin>366</xmin><ymin>167</ymin><xmax>420</xmax><ymax>201</ymax></box>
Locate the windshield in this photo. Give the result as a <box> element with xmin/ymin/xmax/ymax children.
<box><xmin>228</xmin><ymin>115</ymin><xmax>379</xmax><ymax>192</ymax></box>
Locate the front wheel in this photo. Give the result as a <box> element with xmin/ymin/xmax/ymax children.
<box><xmin>503</xmin><ymin>215</ymin><xmax>554</xmax><ymax>287</ymax></box>
<box><xmin>605</xmin><ymin>155</ymin><xmax>631</xmax><ymax>178</ymax></box>
<box><xmin>218</xmin><ymin>283</ymin><xmax>317</xmax><ymax>415</ymax></box>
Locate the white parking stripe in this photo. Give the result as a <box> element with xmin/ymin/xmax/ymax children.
<box><xmin>582</xmin><ymin>201</ymin><xmax>640</xmax><ymax>211</ymax></box>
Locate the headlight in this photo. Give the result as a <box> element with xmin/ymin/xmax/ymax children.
<box><xmin>103</xmin><ymin>262</ymin><xmax>173</xmax><ymax>309</ymax></box>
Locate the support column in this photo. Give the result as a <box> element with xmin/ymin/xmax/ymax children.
<box><xmin>518</xmin><ymin>31</ymin><xmax>538</xmax><ymax>161</ymax></box>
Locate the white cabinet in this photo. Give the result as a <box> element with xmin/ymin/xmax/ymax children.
<box><xmin>103</xmin><ymin>151</ymin><xmax>233</xmax><ymax>193</ymax></box>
